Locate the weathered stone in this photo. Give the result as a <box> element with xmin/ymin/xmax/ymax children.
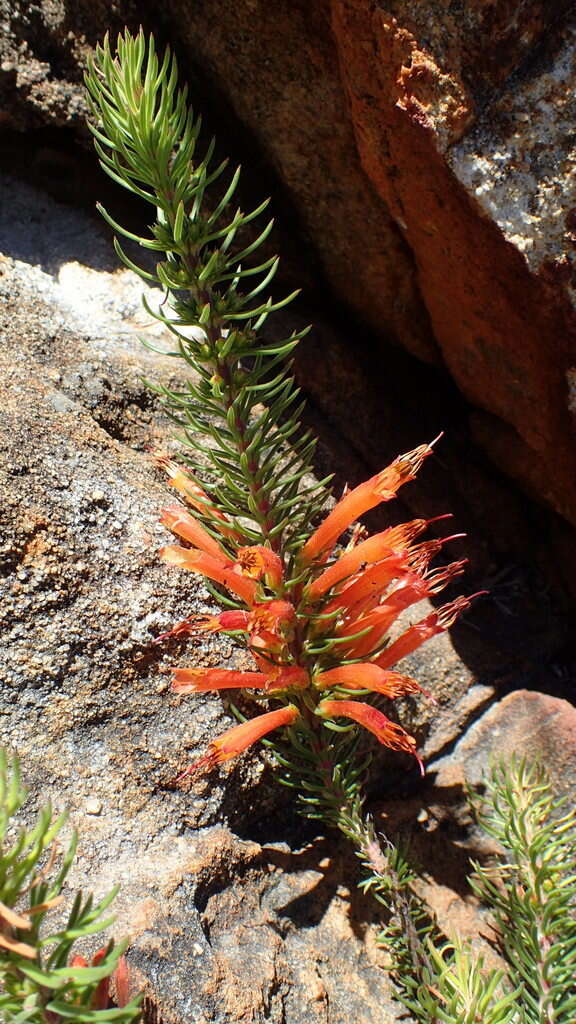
<box><xmin>331</xmin><ymin>1</ymin><xmax>576</xmax><ymax>525</ymax></box>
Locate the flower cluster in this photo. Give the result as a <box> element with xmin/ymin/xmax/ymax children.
<box><xmin>159</xmin><ymin>438</ymin><xmax>476</xmax><ymax>779</ymax></box>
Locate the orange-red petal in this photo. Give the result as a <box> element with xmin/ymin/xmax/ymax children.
<box><xmin>375</xmin><ymin>594</ymin><xmax>476</xmax><ymax>669</ymax></box>
<box><xmin>158</xmin><ymin>458</ymin><xmax>236</xmax><ymax>534</ymax></box>
<box><xmin>306</xmin><ymin>520</ymin><xmax>428</xmax><ymax>602</ymax></box>
<box><xmin>180</xmin><ymin>705</ymin><xmax>300</xmax><ymax>777</ymax></box>
<box><xmin>322</xmin><ymin>554</ymin><xmax>408</xmax><ymax>617</ymax></box>
<box><xmin>315</xmin><ymin>664</ymin><xmax>427</xmax><ymax>698</ymax></box>
<box><xmin>301</xmin><ymin>441</ymin><xmax>437</xmax><ymax>563</ymax></box>
<box><xmin>172</xmin><ymin>668</ymin><xmax>270</xmax><ymax>693</ymax></box>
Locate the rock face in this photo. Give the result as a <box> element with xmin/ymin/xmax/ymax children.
<box><xmin>330</xmin><ymin>2</ymin><xmax>576</xmax><ymax>525</ymax></box>
<box><xmin>2</xmin><ymin>0</ymin><xmax>576</xmax><ymax>527</ymax></box>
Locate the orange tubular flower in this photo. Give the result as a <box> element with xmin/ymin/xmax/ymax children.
<box><xmin>195</xmin><ymin>610</ymin><xmax>250</xmax><ymax>632</ymax></box>
<box><xmin>375</xmin><ymin>594</ymin><xmax>479</xmax><ymax>669</ymax></box>
<box><xmin>317</xmin><ymin>699</ymin><xmax>423</xmax><ymax>773</ymax></box>
<box><xmin>157</xmin><ymin>456</ymin><xmax>237</xmax><ymax>537</ymax></box>
<box><xmin>172</xmin><ymin>668</ymin><xmax>273</xmax><ymax>693</ymax></box>
<box><xmin>322</xmin><ymin>553</ymin><xmax>408</xmax><ymax>617</ymax></box>
<box><xmin>160</xmin><ymin>545</ymin><xmax>258</xmax><ymax>605</ymax></box>
<box><xmin>306</xmin><ymin>519</ymin><xmax>429</xmax><ymax>602</ymax></box>
<box><xmin>172</xmin><ymin>665</ymin><xmax>307</xmax><ymax>694</ymax></box>
<box><xmin>315</xmin><ymin>664</ymin><xmax>427</xmax><ymax>698</ymax></box>
<box><xmin>160</xmin><ymin>506</ymin><xmax>230</xmax><ymax>560</ymax></box>
<box><xmin>183</xmin><ymin>704</ymin><xmax>300</xmax><ymax>776</ymax></box>
<box><xmin>300</xmin><ymin>440</ymin><xmax>438</xmax><ymax>564</ymax></box>
<box><xmin>154</xmin><ymin>609</ymin><xmax>248</xmax><ymax>644</ymax></box>
<box><xmin>335</xmin><ymin>561</ymin><xmax>467</xmax><ymax>657</ymax></box>
<box><xmin>235</xmin><ymin>546</ymin><xmax>284</xmax><ymax>588</ymax></box>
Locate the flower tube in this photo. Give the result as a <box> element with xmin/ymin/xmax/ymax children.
<box><xmin>315</xmin><ymin>664</ymin><xmax>427</xmax><ymax>698</ymax></box>
<box><xmin>160</xmin><ymin>545</ymin><xmax>258</xmax><ymax>605</ymax></box>
<box><xmin>375</xmin><ymin>594</ymin><xmax>480</xmax><ymax>669</ymax></box>
<box><xmin>321</xmin><ymin>554</ymin><xmax>409</xmax><ymax>618</ymax></box>
<box><xmin>317</xmin><ymin>698</ymin><xmax>423</xmax><ymax>773</ymax></box>
<box><xmin>172</xmin><ymin>665</ymin><xmax>308</xmax><ymax>693</ymax></box>
<box><xmin>306</xmin><ymin>519</ymin><xmax>428</xmax><ymax>601</ymax></box>
<box><xmin>172</xmin><ymin>668</ymin><xmax>273</xmax><ymax>694</ymax></box>
<box><xmin>301</xmin><ymin>441</ymin><xmax>437</xmax><ymax>563</ymax></box>
<box><xmin>160</xmin><ymin>505</ymin><xmax>230</xmax><ymax>560</ymax></box>
<box><xmin>181</xmin><ymin>704</ymin><xmax>301</xmax><ymax>776</ymax></box>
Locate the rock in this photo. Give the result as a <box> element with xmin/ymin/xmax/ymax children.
<box><xmin>330</xmin><ymin>1</ymin><xmax>576</xmax><ymax>525</ymax></box>
<box><xmin>370</xmin><ymin>688</ymin><xmax>576</xmax><ymax>985</ymax></box>
<box><xmin>431</xmin><ymin>689</ymin><xmax>576</xmax><ymax>797</ymax></box>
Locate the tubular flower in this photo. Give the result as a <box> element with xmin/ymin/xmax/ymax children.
<box><xmin>160</xmin><ymin>505</ymin><xmax>230</xmax><ymax>560</ymax></box>
<box><xmin>375</xmin><ymin>594</ymin><xmax>480</xmax><ymax>669</ymax></box>
<box><xmin>156</xmin><ymin>455</ymin><xmax>238</xmax><ymax>538</ymax></box>
<box><xmin>317</xmin><ymin>699</ymin><xmax>423</xmax><ymax>774</ymax></box>
<box><xmin>154</xmin><ymin>609</ymin><xmax>248</xmax><ymax>643</ymax></box>
<box><xmin>160</xmin><ymin>545</ymin><xmax>258</xmax><ymax>605</ymax></box>
<box><xmin>0</xmin><ymin>901</ymin><xmax>35</xmax><ymax>959</ymax></box>
<box><xmin>172</xmin><ymin>665</ymin><xmax>308</xmax><ymax>694</ymax></box>
<box><xmin>315</xmin><ymin>664</ymin><xmax>428</xmax><ymax>698</ymax></box>
<box><xmin>194</xmin><ymin>610</ymin><xmax>250</xmax><ymax>632</ymax></box>
<box><xmin>300</xmin><ymin>440</ymin><xmax>438</xmax><ymax>563</ymax></box>
<box><xmin>305</xmin><ymin>519</ymin><xmax>430</xmax><ymax>601</ymax></box>
<box><xmin>334</xmin><ymin>559</ymin><xmax>468</xmax><ymax>657</ymax></box>
<box><xmin>182</xmin><ymin>704</ymin><xmax>300</xmax><ymax>776</ymax></box>
<box><xmin>172</xmin><ymin>668</ymin><xmax>274</xmax><ymax>694</ymax></box>
<box><xmin>320</xmin><ymin>555</ymin><xmax>409</xmax><ymax>622</ymax></box>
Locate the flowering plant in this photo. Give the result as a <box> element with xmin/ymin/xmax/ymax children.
<box><xmin>82</xmin><ymin>29</ymin><xmax>503</xmax><ymax>1019</ymax></box>
<box><xmin>83</xmin><ymin>24</ymin><xmax>478</xmax><ymax>875</ymax></box>
<box><xmin>80</xmin><ymin>29</ymin><xmax>576</xmax><ymax>1024</ymax></box>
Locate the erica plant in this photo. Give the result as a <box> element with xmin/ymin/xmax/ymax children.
<box><xmin>85</xmin><ymin>24</ymin><xmax>477</xmax><ymax>960</ymax></box>
<box><xmin>0</xmin><ymin>751</ymin><xmax>140</xmax><ymax>1023</ymax></box>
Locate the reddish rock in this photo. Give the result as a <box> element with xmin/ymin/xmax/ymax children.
<box><xmin>330</xmin><ymin>1</ymin><xmax>576</xmax><ymax>524</ymax></box>
<box><xmin>431</xmin><ymin>689</ymin><xmax>576</xmax><ymax>795</ymax></box>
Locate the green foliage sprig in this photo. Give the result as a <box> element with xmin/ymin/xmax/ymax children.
<box><xmin>470</xmin><ymin>758</ymin><xmax>576</xmax><ymax>1023</ymax></box>
<box><xmin>0</xmin><ymin>751</ymin><xmax>141</xmax><ymax>1023</ymax></box>
<box><xmin>85</xmin><ymin>30</ymin><xmax>329</xmax><ymax>557</ymax></box>
<box><xmin>382</xmin><ymin>757</ymin><xmax>576</xmax><ymax>1023</ymax></box>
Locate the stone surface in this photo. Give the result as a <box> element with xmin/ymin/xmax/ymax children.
<box><xmin>331</xmin><ymin>1</ymin><xmax>576</xmax><ymax>525</ymax></box>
